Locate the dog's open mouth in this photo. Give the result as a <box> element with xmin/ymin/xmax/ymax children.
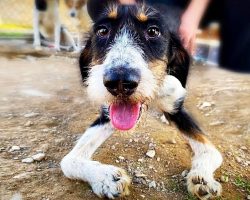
<box><xmin>109</xmin><ymin>101</ymin><xmax>142</xmax><ymax>131</ymax></box>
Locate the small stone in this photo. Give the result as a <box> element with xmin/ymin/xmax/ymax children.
<box><xmin>168</xmin><ymin>138</ymin><xmax>176</xmax><ymax>144</ymax></box>
<box><xmin>181</xmin><ymin>170</ymin><xmax>189</xmax><ymax>178</ymax></box>
<box><xmin>146</xmin><ymin>150</ymin><xmax>156</xmax><ymax>158</ymax></box>
<box><xmin>24</xmin><ymin>121</ymin><xmax>34</xmax><ymax>127</ymax></box>
<box><xmin>32</xmin><ymin>153</ymin><xmax>45</xmax><ymax>161</ymax></box>
<box><xmin>111</xmin><ymin>145</ymin><xmax>115</xmax><ymax>150</ymax></box>
<box><xmin>9</xmin><ymin>146</ymin><xmax>20</xmax><ymax>152</ymax></box>
<box><xmin>22</xmin><ymin>157</ymin><xmax>34</xmax><ymax>163</ymax></box>
<box><xmin>220</xmin><ymin>175</ymin><xmax>229</xmax><ymax>183</ymax></box>
<box><xmin>134</xmin><ymin>172</ymin><xmax>147</xmax><ymax>178</ymax></box>
<box><xmin>247</xmin><ymin>195</ymin><xmax>250</xmax><ymax>200</ymax></box>
<box><xmin>157</xmin><ymin>157</ymin><xmax>161</xmax><ymax>162</ymax></box>
<box><xmin>235</xmin><ymin>156</ymin><xmax>242</xmax><ymax>163</ymax></box>
<box><xmin>160</xmin><ymin>115</ymin><xmax>169</xmax><ymax>124</ymax></box>
<box><xmin>24</xmin><ymin>112</ymin><xmax>39</xmax><ymax>118</ymax></box>
<box><xmin>138</xmin><ymin>158</ymin><xmax>144</xmax><ymax>163</ymax></box>
<box><xmin>149</xmin><ymin>181</ymin><xmax>156</xmax><ymax>188</ymax></box>
<box><xmin>209</xmin><ymin>121</ymin><xmax>224</xmax><ymax>126</ymax></box>
<box><xmin>240</xmin><ymin>146</ymin><xmax>247</xmax><ymax>151</ymax></box>
<box><xmin>140</xmin><ymin>195</ymin><xmax>145</xmax><ymax>198</ymax></box>
<box><xmin>199</xmin><ymin>102</ymin><xmax>212</xmax><ymax>110</ymax></box>
<box><xmin>118</xmin><ymin>156</ymin><xmax>125</xmax><ymax>161</ymax></box>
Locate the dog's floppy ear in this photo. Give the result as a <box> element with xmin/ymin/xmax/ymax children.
<box><xmin>87</xmin><ymin>0</ymin><xmax>118</xmax><ymax>21</ymax></box>
<box><xmin>79</xmin><ymin>38</ymin><xmax>92</xmax><ymax>83</ymax></box>
<box><xmin>167</xmin><ymin>33</ymin><xmax>190</xmax><ymax>88</ymax></box>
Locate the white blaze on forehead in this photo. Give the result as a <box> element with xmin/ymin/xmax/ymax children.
<box><xmin>104</xmin><ymin>28</ymin><xmax>145</xmax><ymax>67</ymax></box>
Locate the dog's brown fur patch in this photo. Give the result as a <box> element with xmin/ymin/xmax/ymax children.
<box><xmin>137</xmin><ymin>12</ymin><xmax>148</xmax><ymax>22</ymax></box>
<box><xmin>107</xmin><ymin>4</ymin><xmax>118</xmax><ymax>19</ymax></box>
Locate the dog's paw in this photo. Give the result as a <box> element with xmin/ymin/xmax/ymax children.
<box><xmin>90</xmin><ymin>165</ymin><xmax>131</xmax><ymax>199</ymax></box>
<box><xmin>33</xmin><ymin>43</ymin><xmax>42</xmax><ymax>51</ymax></box>
<box><xmin>187</xmin><ymin>170</ymin><xmax>222</xmax><ymax>200</ymax></box>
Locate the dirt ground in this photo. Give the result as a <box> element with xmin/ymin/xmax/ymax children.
<box><xmin>0</xmin><ymin>55</ymin><xmax>249</xmax><ymax>200</ymax></box>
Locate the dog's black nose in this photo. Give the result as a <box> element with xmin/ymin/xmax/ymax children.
<box><xmin>70</xmin><ymin>12</ymin><xmax>76</xmax><ymax>17</ymax></box>
<box><xmin>103</xmin><ymin>68</ymin><xmax>140</xmax><ymax>96</ymax></box>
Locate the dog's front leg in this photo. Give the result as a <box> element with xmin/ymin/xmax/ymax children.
<box><xmin>61</xmin><ymin>108</ymin><xmax>131</xmax><ymax>199</ymax></box>
<box><xmin>156</xmin><ymin>75</ymin><xmax>222</xmax><ymax>199</ymax></box>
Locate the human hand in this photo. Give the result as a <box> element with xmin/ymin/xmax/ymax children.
<box><xmin>179</xmin><ymin>12</ymin><xmax>199</xmax><ymax>55</ymax></box>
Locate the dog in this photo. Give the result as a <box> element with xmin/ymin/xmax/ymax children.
<box><xmin>64</xmin><ymin>0</ymin><xmax>91</xmax><ymax>50</ymax></box>
<box><xmin>61</xmin><ymin>0</ymin><xmax>223</xmax><ymax>199</ymax></box>
<box><xmin>33</xmin><ymin>0</ymin><xmax>77</xmax><ymax>51</ymax></box>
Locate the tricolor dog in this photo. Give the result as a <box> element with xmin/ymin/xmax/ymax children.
<box><xmin>61</xmin><ymin>0</ymin><xmax>223</xmax><ymax>199</ymax></box>
<box><xmin>33</xmin><ymin>0</ymin><xmax>77</xmax><ymax>51</ymax></box>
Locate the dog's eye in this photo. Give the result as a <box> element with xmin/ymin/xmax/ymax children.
<box><xmin>96</xmin><ymin>26</ymin><xmax>110</xmax><ymax>38</ymax></box>
<box><xmin>146</xmin><ymin>26</ymin><xmax>160</xmax><ymax>38</ymax></box>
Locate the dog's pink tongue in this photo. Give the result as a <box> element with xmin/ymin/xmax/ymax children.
<box><xmin>110</xmin><ymin>102</ymin><xmax>141</xmax><ymax>131</ymax></box>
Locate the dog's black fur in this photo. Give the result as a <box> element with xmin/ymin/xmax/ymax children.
<box><xmin>79</xmin><ymin>0</ymin><xmax>202</xmax><ymax>140</ymax></box>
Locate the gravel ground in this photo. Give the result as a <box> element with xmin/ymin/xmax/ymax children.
<box><xmin>0</xmin><ymin>55</ymin><xmax>249</xmax><ymax>200</ymax></box>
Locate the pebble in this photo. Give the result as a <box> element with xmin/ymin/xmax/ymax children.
<box><xmin>168</xmin><ymin>138</ymin><xmax>177</xmax><ymax>144</ymax></box>
<box><xmin>220</xmin><ymin>175</ymin><xmax>229</xmax><ymax>183</ymax></box>
<box><xmin>149</xmin><ymin>181</ymin><xmax>156</xmax><ymax>188</ymax></box>
<box><xmin>209</xmin><ymin>121</ymin><xmax>225</xmax><ymax>126</ymax></box>
<box><xmin>235</xmin><ymin>156</ymin><xmax>242</xmax><ymax>163</ymax></box>
<box><xmin>24</xmin><ymin>112</ymin><xmax>39</xmax><ymax>118</ymax></box>
<box><xmin>22</xmin><ymin>157</ymin><xmax>34</xmax><ymax>163</ymax></box>
<box><xmin>32</xmin><ymin>153</ymin><xmax>45</xmax><ymax>161</ymax></box>
<box><xmin>157</xmin><ymin>157</ymin><xmax>161</xmax><ymax>162</ymax></box>
<box><xmin>140</xmin><ymin>195</ymin><xmax>145</xmax><ymax>199</ymax></box>
<box><xmin>146</xmin><ymin>150</ymin><xmax>156</xmax><ymax>158</ymax></box>
<box><xmin>118</xmin><ymin>156</ymin><xmax>125</xmax><ymax>161</ymax></box>
<box><xmin>160</xmin><ymin>115</ymin><xmax>169</xmax><ymax>124</ymax></box>
<box><xmin>247</xmin><ymin>195</ymin><xmax>250</xmax><ymax>200</ymax></box>
<box><xmin>181</xmin><ymin>170</ymin><xmax>189</xmax><ymax>178</ymax></box>
<box><xmin>240</xmin><ymin>146</ymin><xmax>247</xmax><ymax>151</ymax></box>
<box><xmin>199</xmin><ymin>102</ymin><xmax>212</xmax><ymax>110</ymax></box>
<box><xmin>9</xmin><ymin>146</ymin><xmax>21</xmax><ymax>152</ymax></box>
<box><xmin>134</xmin><ymin>172</ymin><xmax>147</xmax><ymax>178</ymax></box>
<box><xmin>24</xmin><ymin>121</ymin><xmax>34</xmax><ymax>127</ymax></box>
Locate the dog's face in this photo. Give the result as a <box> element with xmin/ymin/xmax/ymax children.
<box><xmin>65</xmin><ymin>0</ymin><xmax>86</xmax><ymax>18</ymax></box>
<box><xmin>80</xmin><ymin>0</ymin><xmax>189</xmax><ymax>131</ymax></box>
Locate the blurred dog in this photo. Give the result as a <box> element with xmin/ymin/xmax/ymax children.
<box><xmin>33</xmin><ymin>0</ymin><xmax>77</xmax><ymax>51</ymax></box>
<box><xmin>64</xmin><ymin>0</ymin><xmax>91</xmax><ymax>50</ymax></box>
<box><xmin>61</xmin><ymin>0</ymin><xmax>223</xmax><ymax>199</ymax></box>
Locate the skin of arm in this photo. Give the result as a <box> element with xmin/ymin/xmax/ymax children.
<box><xmin>179</xmin><ymin>0</ymin><xmax>210</xmax><ymax>54</ymax></box>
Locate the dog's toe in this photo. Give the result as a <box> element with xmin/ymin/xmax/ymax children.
<box><xmin>91</xmin><ymin>165</ymin><xmax>131</xmax><ymax>199</ymax></box>
<box><xmin>187</xmin><ymin>170</ymin><xmax>222</xmax><ymax>200</ymax></box>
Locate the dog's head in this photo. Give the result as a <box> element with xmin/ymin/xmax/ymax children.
<box><xmin>80</xmin><ymin>0</ymin><xmax>189</xmax><ymax>130</ymax></box>
<box><xmin>65</xmin><ymin>0</ymin><xmax>86</xmax><ymax>18</ymax></box>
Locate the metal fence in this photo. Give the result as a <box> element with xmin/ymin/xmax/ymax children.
<box><xmin>0</xmin><ymin>0</ymin><xmax>90</xmax><ymax>37</ymax></box>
